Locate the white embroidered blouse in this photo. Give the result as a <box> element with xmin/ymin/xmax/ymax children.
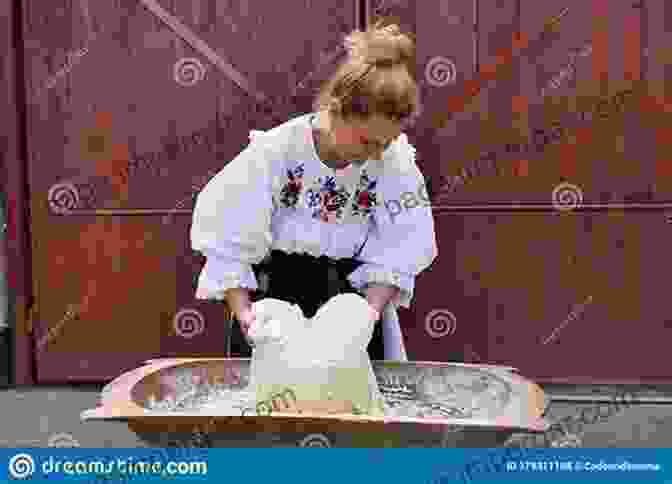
<box><xmin>190</xmin><ymin>112</ymin><xmax>438</xmax><ymax>319</ymax></box>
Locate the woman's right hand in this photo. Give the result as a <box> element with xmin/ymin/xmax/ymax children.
<box><xmin>237</xmin><ymin>306</ymin><xmax>258</xmax><ymax>343</ymax></box>
<box><xmin>225</xmin><ymin>287</ymin><xmax>256</xmax><ymax>343</ymax></box>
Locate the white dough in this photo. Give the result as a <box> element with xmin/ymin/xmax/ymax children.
<box><xmin>249</xmin><ymin>294</ymin><xmax>384</xmax><ymax>415</ymax></box>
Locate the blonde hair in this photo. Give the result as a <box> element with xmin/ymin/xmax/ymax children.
<box><xmin>314</xmin><ymin>21</ymin><xmax>419</xmax><ymax>124</ymax></box>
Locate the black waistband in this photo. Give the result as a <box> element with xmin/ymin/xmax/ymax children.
<box><xmin>259</xmin><ymin>250</ymin><xmax>364</xmax><ymax>276</ymax></box>
<box><xmin>267</xmin><ymin>250</ymin><xmax>362</xmax><ymax>270</ymax></box>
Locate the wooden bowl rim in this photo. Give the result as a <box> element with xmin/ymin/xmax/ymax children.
<box><xmin>81</xmin><ymin>358</ymin><xmax>549</xmax><ymax>431</ymax></box>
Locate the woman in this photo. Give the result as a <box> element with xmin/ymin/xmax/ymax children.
<box><xmin>191</xmin><ymin>22</ymin><xmax>437</xmax><ymax>361</ymax></box>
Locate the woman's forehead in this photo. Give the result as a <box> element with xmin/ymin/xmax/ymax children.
<box><xmin>351</xmin><ymin>116</ymin><xmax>401</xmax><ymax>139</ymax></box>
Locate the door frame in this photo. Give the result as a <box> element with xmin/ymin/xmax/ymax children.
<box><xmin>4</xmin><ymin>0</ymin><xmax>35</xmax><ymax>385</ymax></box>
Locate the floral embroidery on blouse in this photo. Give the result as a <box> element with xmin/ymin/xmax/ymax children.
<box><xmin>351</xmin><ymin>170</ymin><xmax>378</xmax><ymax>218</ymax></box>
<box><xmin>279</xmin><ymin>163</ymin><xmax>305</xmax><ymax>208</ymax></box>
<box><xmin>307</xmin><ymin>176</ymin><xmax>351</xmax><ymax>223</ymax></box>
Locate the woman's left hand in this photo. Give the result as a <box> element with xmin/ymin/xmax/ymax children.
<box><xmin>364</xmin><ymin>284</ymin><xmax>399</xmax><ymax>319</ymax></box>
<box><xmin>366</xmin><ymin>304</ymin><xmax>381</xmax><ymax>323</ymax></box>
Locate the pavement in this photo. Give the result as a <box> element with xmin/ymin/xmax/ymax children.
<box><xmin>0</xmin><ymin>381</ymin><xmax>671</xmax><ymax>448</ymax></box>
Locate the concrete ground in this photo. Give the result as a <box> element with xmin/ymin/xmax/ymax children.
<box><xmin>0</xmin><ymin>382</ymin><xmax>670</xmax><ymax>448</ymax></box>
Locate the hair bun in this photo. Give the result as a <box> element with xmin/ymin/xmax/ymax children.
<box><xmin>344</xmin><ymin>23</ymin><xmax>413</xmax><ymax>67</ymax></box>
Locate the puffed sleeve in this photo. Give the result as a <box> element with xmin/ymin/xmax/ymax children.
<box><xmin>190</xmin><ymin>131</ymin><xmax>278</xmax><ymax>300</ymax></box>
<box><xmin>348</xmin><ymin>136</ymin><xmax>438</xmax><ymax>309</ymax></box>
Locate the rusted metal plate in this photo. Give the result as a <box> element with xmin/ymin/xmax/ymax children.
<box><xmin>21</xmin><ymin>0</ymin><xmax>357</xmax><ymax>382</ymax></box>
<box><xmin>81</xmin><ymin>358</ymin><xmax>549</xmax><ymax>447</ymax></box>
<box><xmin>408</xmin><ymin>211</ymin><xmax>672</xmax><ymax>382</ymax></box>
<box><xmin>422</xmin><ymin>0</ymin><xmax>652</xmax><ymax>207</ymax></box>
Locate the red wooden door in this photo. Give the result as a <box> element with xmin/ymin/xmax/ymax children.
<box><xmin>374</xmin><ymin>0</ymin><xmax>671</xmax><ymax>383</ymax></box>
<box><xmin>485</xmin><ymin>0</ymin><xmax>669</xmax><ymax>382</ymax></box>
<box><xmin>22</xmin><ymin>0</ymin><xmax>359</xmax><ymax>382</ymax></box>
<box><xmin>369</xmin><ymin>0</ymin><xmax>482</xmax><ymax>364</ymax></box>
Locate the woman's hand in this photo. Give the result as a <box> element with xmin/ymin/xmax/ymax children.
<box><xmin>225</xmin><ymin>287</ymin><xmax>257</xmax><ymax>343</ymax></box>
<box><xmin>367</xmin><ymin>305</ymin><xmax>381</xmax><ymax>323</ymax></box>
<box><xmin>237</xmin><ymin>306</ymin><xmax>258</xmax><ymax>343</ymax></box>
<box><xmin>363</xmin><ymin>284</ymin><xmax>399</xmax><ymax>317</ymax></box>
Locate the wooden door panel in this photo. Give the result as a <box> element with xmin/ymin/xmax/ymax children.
<box><xmin>368</xmin><ymin>0</ymin><xmax>479</xmax><ymax>364</ymax></box>
<box><xmin>24</xmin><ymin>0</ymin><xmax>358</xmax><ymax>381</ymax></box>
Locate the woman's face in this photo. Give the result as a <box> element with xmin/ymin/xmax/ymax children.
<box><xmin>329</xmin><ymin>113</ymin><xmax>403</xmax><ymax>164</ymax></box>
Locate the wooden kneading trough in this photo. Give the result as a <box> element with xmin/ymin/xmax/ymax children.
<box><xmin>81</xmin><ymin>358</ymin><xmax>550</xmax><ymax>447</ymax></box>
